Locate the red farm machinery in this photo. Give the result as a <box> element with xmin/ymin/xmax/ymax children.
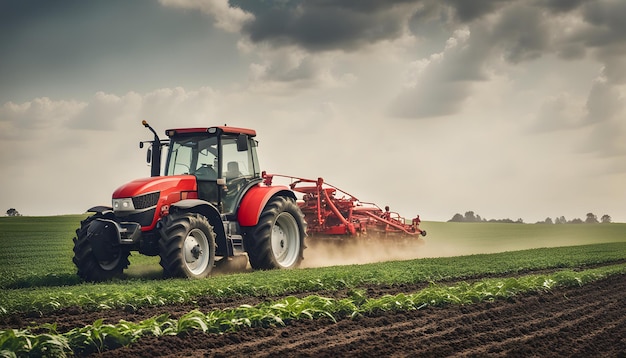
<box><xmin>263</xmin><ymin>174</ymin><xmax>426</xmax><ymax>239</ymax></box>
<box><xmin>72</xmin><ymin>121</ymin><xmax>425</xmax><ymax>282</ymax></box>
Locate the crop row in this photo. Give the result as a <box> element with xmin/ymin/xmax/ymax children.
<box><xmin>2</xmin><ymin>265</ymin><xmax>624</xmax><ymax>357</ymax></box>
<box><xmin>2</xmin><ymin>242</ymin><xmax>626</xmax><ymax>317</ymax></box>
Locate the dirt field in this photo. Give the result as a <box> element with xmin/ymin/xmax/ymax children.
<box><xmin>2</xmin><ymin>271</ymin><xmax>624</xmax><ymax>357</ymax></box>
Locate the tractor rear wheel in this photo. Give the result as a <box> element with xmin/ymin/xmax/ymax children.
<box><xmin>245</xmin><ymin>196</ymin><xmax>306</xmax><ymax>270</ymax></box>
<box><xmin>159</xmin><ymin>212</ymin><xmax>216</xmax><ymax>279</ymax></box>
<box><xmin>72</xmin><ymin>213</ymin><xmax>130</xmax><ymax>282</ymax></box>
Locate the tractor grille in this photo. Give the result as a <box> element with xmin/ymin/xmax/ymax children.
<box><xmin>132</xmin><ymin>192</ymin><xmax>160</xmax><ymax>209</ymax></box>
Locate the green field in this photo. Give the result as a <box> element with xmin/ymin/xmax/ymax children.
<box><xmin>0</xmin><ymin>215</ymin><xmax>625</xmax><ymax>316</ymax></box>
<box><xmin>1</xmin><ymin>215</ymin><xmax>625</xmax><ymax>356</ymax></box>
<box><xmin>1</xmin><ymin>215</ymin><xmax>624</xmax><ymax>291</ymax></box>
<box><xmin>417</xmin><ymin>220</ymin><xmax>626</xmax><ymax>258</ymax></box>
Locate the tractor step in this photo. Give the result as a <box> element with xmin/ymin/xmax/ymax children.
<box><xmin>229</xmin><ymin>235</ymin><xmax>245</xmax><ymax>255</ymax></box>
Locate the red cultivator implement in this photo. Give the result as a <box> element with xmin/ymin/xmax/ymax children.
<box><xmin>262</xmin><ymin>173</ymin><xmax>426</xmax><ymax>239</ymax></box>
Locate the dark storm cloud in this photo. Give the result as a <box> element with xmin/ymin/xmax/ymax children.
<box><xmin>441</xmin><ymin>0</ymin><xmax>512</xmax><ymax>22</ymax></box>
<box><xmin>492</xmin><ymin>4</ymin><xmax>550</xmax><ymax>63</ymax></box>
<box><xmin>579</xmin><ymin>1</ymin><xmax>626</xmax><ymax>83</ymax></box>
<box><xmin>387</xmin><ymin>0</ymin><xmax>626</xmax><ymax>121</ymax></box>
<box><xmin>238</xmin><ymin>0</ymin><xmax>417</xmax><ymax>51</ymax></box>
<box><xmin>544</xmin><ymin>0</ymin><xmax>586</xmax><ymax>13</ymax></box>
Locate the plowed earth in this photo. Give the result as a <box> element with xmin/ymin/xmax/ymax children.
<box><xmin>2</xmin><ymin>272</ymin><xmax>625</xmax><ymax>357</ymax></box>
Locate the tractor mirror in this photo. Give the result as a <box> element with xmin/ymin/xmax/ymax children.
<box><xmin>236</xmin><ymin>134</ymin><xmax>248</xmax><ymax>152</ymax></box>
<box><xmin>146</xmin><ymin>148</ymin><xmax>152</xmax><ymax>163</ymax></box>
<box><xmin>139</xmin><ymin>142</ymin><xmax>144</xmax><ymax>149</ymax></box>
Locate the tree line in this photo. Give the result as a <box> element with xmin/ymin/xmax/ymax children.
<box><xmin>448</xmin><ymin>211</ymin><xmax>612</xmax><ymax>224</ymax></box>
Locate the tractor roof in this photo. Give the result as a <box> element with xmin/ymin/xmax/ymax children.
<box><xmin>165</xmin><ymin>126</ymin><xmax>256</xmax><ymax>137</ymax></box>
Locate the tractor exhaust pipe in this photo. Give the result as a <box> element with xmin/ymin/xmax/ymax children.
<box><xmin>141</xmin><ymin>120</ymin><xmax>162</xmax><ymax>177</ymax></box>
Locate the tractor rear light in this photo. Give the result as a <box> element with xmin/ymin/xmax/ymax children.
<box><xmin>166</xmin><ymin>129</ymin><xmax>176</xmax><ymax>136</ymax></box>
<box><xmin>208</xmin><ymin>127</ymin><xmax>217</xmax><ymax>134</ymax></box>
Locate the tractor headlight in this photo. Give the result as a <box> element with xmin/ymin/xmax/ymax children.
<box><xmin>113</xmin><ymin>198</ymin><xmax>135</xmax><ymax>212</ymax></box>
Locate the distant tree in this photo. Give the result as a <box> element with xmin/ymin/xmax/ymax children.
<box><xmin>516</xmin><ymin>218</ymin><xmax>524</xmax><ymax>224</ymax></box>
<box><xmin>570</xmin><ymin>218</ymin><xmax>583</xmax><ymax>224</ymax></box>
<box><xmin>6</xmin><ymin>208</ymin><xmax>21</xmax><ymax>217</ymax></box>
<box><xmin>448</xmin><ymin>213</ymin><xmax>464</xmax><ymax>222</ymax></box>
<box><xmin>476</xmin><ymin>214</ymin><xmax>482</xmax><ymax>222</ymax></box>
<box><xmin>540</xmin><ymin>217</ymin><xmax>553</xmax><ymax>224</ymax></box>
<box><xmin>601</xmin><ymin>214</ymin><xmax>612</xmax><ymax>224</ymax></box>
<box><xmin>464</xmin><ymin>211</ymin><xmax>476</xmax><ymax>222</ymax></box>
<box><xmin>585</xmin><ymin>213</ymin><xmax>599</xmax><ymax>224</ymax></box>
<box><xmin>555</xmin><ymin>216</ymin><xmax>566</xmax><ymax>224</ymax></box>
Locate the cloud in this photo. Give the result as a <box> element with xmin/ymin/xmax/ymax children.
<box><xmin>579</xmin><ymin>0</ymin><xmax>626</xmax><ymax>84</ymax></box>
<box><xmin>582</xmin><ymin>74</ymin><xmax>626</xmax><ymax>157</ymax></box>
<box><xmin>67</xmin><ymin>92</ymin><xmax>142</xmax><ymax>131</ymax></box>
<box><xmin>159</xmin><ymin>0</ymin><xmax>254</xmax><ymax>32</ymax></box>
<box><xmin>529</xmin><ymin>93</ymin><xmax>586</xmax><ymax>133</ymax></box>
<box><xmin>442</xmin><ymin>0</ymin><xmax>512</xmax><ymax>22</ymax></box>
<box><xmin>0</xmin><ymin>87</ymin><xmax>222</xmax><ymax>140</ymax></box>
<box><xmin>585</xmin><ymin>74</ymin><xmax>624</xmax><ymax>124</ymax></box>
<box><xmin>0</xmin><ymin>98</ymin><xmax>86</xmax><ymax>138</ymax></box>
<box><xmin>492</xmin><ymin>3</ymin><xmax>551</xmax><ymax>63</ymax></box>
<box><xmin>389</xmin><ymin>27</ymin><xmax>483</xmax><ymax>118</ymax></box>
<box><xmin>237</xmin><ymin>0</ymin><xmax>418</xmax><ymax>52</ymax></box>
<box><xmin>243</xmin><ymin>45</ymin><xmax>358</xmax><ymax>94</ymax></box>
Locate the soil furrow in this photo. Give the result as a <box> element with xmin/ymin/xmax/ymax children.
<box><xmin>93</xmin><ymin>274</ymin><xmax>626</xmax><ymax>357</ymax></box>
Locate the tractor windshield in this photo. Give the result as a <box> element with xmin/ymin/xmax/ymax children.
<box><xmin>165</xmin><ymin>136</ymin><xmax>218</xmax><ymax>179</ymax></box>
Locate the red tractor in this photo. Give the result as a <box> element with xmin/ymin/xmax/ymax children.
<box><xmin>72</xmin><ymin>121</ymin><xmax>307</xmax><ymax>281</ymax></box>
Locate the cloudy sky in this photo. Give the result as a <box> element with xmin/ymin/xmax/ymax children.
<box><xmin>1</xmin><ymin>0</ymin><xmax>625</xmax><ymax>223</ymax></box>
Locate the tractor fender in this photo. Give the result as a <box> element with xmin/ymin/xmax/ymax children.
<box><xmin>166</xmin><ymin>199</ymin><xmax>227</xmax><ymax>255</ymax></box>
<box><xmin>87</xmin><ymin>206</ymin><xmax>114</xmax><ymax>215</ymax></box>
<box><xmin>237</xmin><ymin>186</ymin><xmax>297</xmax><ymax>227</ymax></box>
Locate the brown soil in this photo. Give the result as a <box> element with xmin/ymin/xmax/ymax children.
<box><xmin>2</xmin><ymin>272</ymin><xmax>625</xmax><ymax>357</ymax></box>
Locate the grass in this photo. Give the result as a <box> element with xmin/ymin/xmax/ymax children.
<box><xmin>417</xmin><ymin>221</ymin><xmax>626</xmax><ymax>257</ymax></box>
<box><xmin>0</xmin><ymin>215</ymin><xmax>160</xmax><ymax>289</ymax></box>
<box><xmin>0</xmin><ymin>216</ymin><xmax>624</xmax><ymax>317</ymax></box>
<box><xmin>1</xmin><ymin>242</ymin><xmax>625</xmax><ymax>316</ymax></box>
<box><xmin>0</xmin><ymin>215</ymin><xmax>625</xmax><ymax>356</ymax></box>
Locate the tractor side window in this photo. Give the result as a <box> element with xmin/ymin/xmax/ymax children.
<box><xmin>221</xmin><ymin>138</ymin><xmax>252</xmax><ymax>179</ymax></box>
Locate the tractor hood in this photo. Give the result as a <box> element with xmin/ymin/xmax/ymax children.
<box><xmin>109</xmin><ymin>175</ymin><xmax>197</xmax><ymax>231</ymax></box>
<box><xmin>112</xmin><ymin>175</ymin><xmax>197</xmax><ymax>200</ymax></box>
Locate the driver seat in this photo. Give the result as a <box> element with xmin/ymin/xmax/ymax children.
<box><xmin>225</xmin><ymin>161</ymin><xmax>242</xmax><ymax>179</ymax></box>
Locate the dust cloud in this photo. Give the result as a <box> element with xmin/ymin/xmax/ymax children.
<box><xmin>301</xmin><ymin>236</ymin><xmax>430</xmax><ymax>268</ymax></box>
<box><xmin>300</xmin><ymin>234</ymin><xmax>516</xmax><ymax>269</ymax></box>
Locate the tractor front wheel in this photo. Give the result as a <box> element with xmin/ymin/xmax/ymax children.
<box><xmin>245</xmin><ymin>196</ymin><xmax>306</xmax><ymax>270</ymax></box>
<box><xmin>159</xmin><ymin>212</ymin><xmax>216</xmax><ymax>279</ymax></box>
<box><xmin>72</xmin><ymin>213</ymin><xmax>130</xmax><ymax>282</ymax></box>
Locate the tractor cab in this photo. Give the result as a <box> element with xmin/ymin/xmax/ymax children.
<box><xmin>162</xmin><ymin>126</ymin><xmax>262</xmax><ymax>214</ymax></box>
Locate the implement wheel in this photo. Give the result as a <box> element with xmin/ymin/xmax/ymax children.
<box><xmin>159</xmin><ymin>212</ymin><xmax>216</xmax><ymax>279</ymax></box>
<box><xmin>72</xmin><ymin>213</ymin><xmax>130</xmax><ymax>282</ymax></box>
<box><xmin>245</xmin><ymin>196</ymin><xmax>306</xmax><ymax>270</ymax></box>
